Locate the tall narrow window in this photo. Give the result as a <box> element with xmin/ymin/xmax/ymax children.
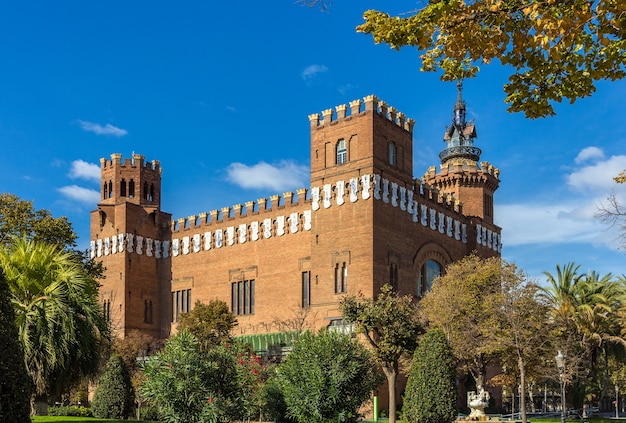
<box><xmin>390</xmin><ymin>263</ymin><xmax>398</xmax><ymax>291</ymax></box>
<box><xmin>108</xmin><ymin>181</ymin><xmax>113</xmax><ymax>198</ymax></box>
<box><xmin>335</xmin><ymin>262</ymin><xmax>348</xmax><ymax>293</ymax></box>
<box><xmin>336</xmin><ymin>139</ymin><xmax>347</xmax><ymax>165</ymax></box>
<box><xmin>302</xmin><ymin>271</ymin><xmax>311</xmax><ymax>308</ymax></box>
<box><xmin>129</xmin><ymin>179</ymin><xmax>135</xmax><ymax>198</ymax></box>
<box><xmin>389</xmin><ymin>142</ymin><xmax>397</xmax><ymax>166</ymax></box>
<box><xmin>149</xmin><ymin>184</ymin><xmax>155</xmax><ymax>202</ymax></box>
<box><xmin>143</xmin><ymin>182</ymin><xmax>148</xmax><ymax>200</ymax></box>
<box><xmin>231</xmin><ymin>280</ymin><xmax>255</xmax><ymax>315</ymax></box>
<box><xmin>103</xmin><ymin>183</ymin><xmax>108</xmax><ymax>200</ymax></box>
<box><xmin>120</xmin><ymin>179</ymin><xmax>127</xmax><ymax>197</ymax></box>
<box><xmin>484</xmin><ymin>193</ymin><xmax>493</xmax><ymax>218</ymax></box>
<box><xmin>418</xmin><ymin>260</ymin><xmax>442</xmax><ymax>297</ymax></box>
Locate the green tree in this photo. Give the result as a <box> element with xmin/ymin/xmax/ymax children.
<box><xmin>491</xmin><ymin>263</ymin><xmax>554</xmax><ymax>423</ymax></box>
<box><xmin>0</xmin><ymin>238</ymin><xmax>108</xmax><ymax>402</ymax></box>
<box><xmin>353</xmin><ymin>0</ymin><xmax>626</xmax><ymax>118</ymax></box>
<box><xmin>419</xmin><ymin>254</ymin><xmax>503</xmax><ymax>394</ymax></box>
<box><xmin>0</xmin><ymin>193</ymin><xmax>103</xmax><ymax>279</ymax></box>
<box><xmin>0</xmin><ymin>268</ymin><xmax>31</xmax><ymax>423</ymax></box>
<box><xmin>0</xmin><ymin>193</ymin><xmax>77</xmax><ymax>250</ymax></box>
<box><xmin>179</xmin><ymin>299</ymin><xmax>237</xmax><ymax>350</ymax></box>
<box><xmin>541</xmin><ymin>264</ymin><xmax>626</xmax><ymax>408</ymax></box>
<box><xmin>277</xmin><ymin>328</ymin><xmax>382</xmax><ymax>423</ymax></box>
<box><xmin>92</xmin><ymin>354</ymin><xmax>134</xmax><ymax>419</ymax></box>
<box><xmin>340</xmin><ymin>284</ymin><xmax>422</xmax><ymax>423</ymax></box>
<box><xmin>140</xmin><ymin>332</ymin><xmax>249</xmax><ymax>423</ymax></box>
<box><xmin>403</xmin><ymin>328</ymin><xmax>456</xmax><ymax>423</ymax></box>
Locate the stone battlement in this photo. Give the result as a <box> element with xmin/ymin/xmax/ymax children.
<box><xmin>100</xmin><ymin>153</ymin><xmax>161</xmax><ymax>172</ymax></box>
<box><xmin>171</xmin><ymin>188</ymin><xmax>310</xmax><ymax>232</ymax></box>
<box><xmin>308</xmin><ymin>94</ymin><xmax>415</xmax><ymax>133</ymax></box>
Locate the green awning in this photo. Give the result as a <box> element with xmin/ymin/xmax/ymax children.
<box><xmin>236</xmin><ymin>331</ymin><xmax>300</xmax><ymax>353</ymax></box>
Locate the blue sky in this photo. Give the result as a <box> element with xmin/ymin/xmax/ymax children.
<box><xmin>1</xmin><ymin>1</ymin><xmax>625</xmax><ymax>283</ymax></box>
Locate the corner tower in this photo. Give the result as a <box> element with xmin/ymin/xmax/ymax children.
<box><xmin>90</xmin><ymin>153</ymin><xmax>172</xmax><ymax>339</ymax></box>
<box><xmin>422</xmin><ymin>82</ymin><xmax>500</xmax><ymax>225</ymax></box>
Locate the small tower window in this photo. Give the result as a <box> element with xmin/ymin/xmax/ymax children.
<box><xmin>103</xmin><ymin>183</ymin><xmax>108</xmax><ymax>200</ymax></box>
<box><xmin>389</xmin><ymin>142</ymin><xmax>397</xmax><ymax>166</ymax></box>
<box><xmin>143</xmin><ymin>182</ymin><xmax>148</xmax><ymax>200</ymax></box>
<box><xmin>336</xmin><ymin>139</ymin><xmax>347</xmax><ymax>165</ymax></box>
<box><xmin>108</xmin><ymin>181</ymin><xmax>113</xmax><ymax>198</ymax></box>
<box><xmin>129</xmin><ymin>179</ymin><xmax>135</xmax><ymax>198</ymax></box>
<box><xmin>149</xmin><ymin>184</ymin><xmax>155</xmax><ymax>202</ymax></box>
<box><xmin>120</xmin><ymin>179</ymin><xmax>127</xmax><ymax>197</ymax></box>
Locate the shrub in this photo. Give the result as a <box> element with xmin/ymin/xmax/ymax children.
<box><xmin>140</xmin><ymin>331</ymin><xmax>247</xmax><ymax>423</ymax></box>
<box><xmin>277</xmin><ymin>328</ymin><xmax>382</xmax><ymax>423</ymax></box>
<box><xmin>47</xmin><ymin>405</ymin><xmax>93</xmax><ymax>417</ymax></box>
<box><xmin>403</xmin><ymin>328</ymin><xmax>457</xmax><ymax>423</ymax></box>
<box><xmin>92</xmin><ymin>354</ymin><xmax>134</xmax><ymax>419</ymax></box>
<box><xmin>0</xmin><ymin>269</ymin><xmax>31</xmax><ymax>423</ymax></box>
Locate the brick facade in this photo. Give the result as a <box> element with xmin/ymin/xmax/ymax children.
<box><xmin>90</xmin><ymin>93</ymin><xmax>502</xmax><ymax>344</ymax></box>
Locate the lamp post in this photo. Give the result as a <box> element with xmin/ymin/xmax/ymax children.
<box><xmin>556</xmin><ymin>351</ymin><xmax>566</xmax><ymax>423</ymax></box>
<box><xmin>615</xmin><ymin>385</ymin><xmax>619</xmax><ymax>419</ymax></box>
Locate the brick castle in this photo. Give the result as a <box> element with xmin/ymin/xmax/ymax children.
<box><xmin>90</xmin><ymin>90</ymin><xmax>501</xmax><ymax>348</ymax></box>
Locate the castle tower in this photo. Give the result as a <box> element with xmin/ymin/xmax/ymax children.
<box><xmin>307</xmin><ymin>95</ymin><xmax>417</xmax><ymax>302</ymax></box>
<box><xmin>90</xmin><ymin>153</ymin><xmax>172</xmax><ymax>339</ymax></box>
<box><xmin>422</xmin><ymin>82</ymin><xmax>500</xmax><ymax>224</ymax></box>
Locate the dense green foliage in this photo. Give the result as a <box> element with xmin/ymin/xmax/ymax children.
<box><xmin>403</xmin><ymin>328</ymin><xmax>456</xmax><ymax>423</ymax></box>
<box><xmin>47</xmin><ymin>405</ymin><xmax>93</xmax><ymax>417</ymax></box>
<box><xmin>0</xmin><ymin>238</ymin><xmax>108</xmax><ymax>398</ymax></box>
<box><xmin>277</xmin><ymin>328</ymin><xmax>382</xmax><ymax>423</ymax></box>
<box><xmin>341</xmin><ymin>284</ymin><xmax>422</xmax><ymax>423</ymax></box>
<box><xmin>178</xmin><ymin>299</ymin><xmax>237</xmax><ymax>350</ymax></box>
<box><xmin>91</xmin><ymin>354</ymin><xmax>134</xmax><ymax>419</ymax></box>
<box><xmin>140</xmin><ymin>331</ymin><xmax>263</xmax><ymax>423</ymax></box>
<box><xmin>0</xmin><ymin>268</ymin><xmax>32</xmax><ymax>423</ymax></box>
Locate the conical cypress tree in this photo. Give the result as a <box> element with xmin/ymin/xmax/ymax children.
<box><xmin>403</xmin><ymin>328</ymin><xmax>457</xmax><ymax>423</ymax></box>
<box><xmin>0</xmin><ymin>268</ymin><xmax>32</xmax><ymax>423</ymax></box>
<box><xmin>92</xmin><ymin>354</ymin><xmax>134</xmax><ymax>419</ymax></box>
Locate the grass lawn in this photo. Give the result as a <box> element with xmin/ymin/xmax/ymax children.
<box><xmin>32</xmin><ymin>417</ymin><xmax>158</xmax><ymax>423</ymax></box>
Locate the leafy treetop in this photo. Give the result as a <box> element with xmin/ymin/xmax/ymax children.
<box><xmin>350</xmin><ymin>0</ymin><xmax>625</xmax><ymax>118</ymax></box>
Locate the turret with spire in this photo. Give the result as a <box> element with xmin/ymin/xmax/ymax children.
<box><xmin>422</xmin><ymin>81</ymin><xmax>500</xmax><ymax>225</ymax></box>
<box><xmin>439</xmin><ymin>80</ymin><xmax>481</xmax><ymax>164</ymax></box>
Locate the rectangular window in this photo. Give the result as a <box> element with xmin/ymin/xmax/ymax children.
<box><xmin>232</xmin><ymin>279</ymin><xmax>255</xmax><ymax>316</ymax></box>
<box><xmin>171</xmin><ymin>289</ymin><xmax>192</xmax><ymax>322</ymax></box>
<box><xmin>484</xmin><ymin>193</ymin><xmax>493</xmax><ymax>218</ymax></box>
<box><xmin>335</xmin><ymin>262</ymin><xmax>348</xmax><ymax>294</ymax></box>
<box><xmin>302</xmin><ymin>271</ymin><xmax>311</xmax><ymax>307</ymax></box>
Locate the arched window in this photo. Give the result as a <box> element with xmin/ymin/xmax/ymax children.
<box><xmin>389</xmin><ymin>142</ymin><xmax>397</xmax><ymax>166</ymax></box>
<box><xmin>129</xmin><ymin>179</ymin><xmax>135</xmax><ymax>198</ymax></box>
<box><xmin>149</xmin><ymin>184</ymin><xmax>155</xmax><ymax>202</ymax></box>
<box><xmin>336</xmin><ymin>139</ymin><xmax>347</xmax><ymax>165</ymax></box>
<box><xmin>108</xmin><ymin>181</ymin><xmax>113</xmax><ymax>198</ymax></box>
<box><xmin>120</xmin><ymin>179</ymin><xmax>127</xmax><ymax>197</ymax></box>
<box><xmin>418</xmin><ymin>259</ymin><xmax>441</xmax><ymax>297</ymax></box>
<box><xmin>103</xmin><ymin>183</ymin><xmax>108</xmax><ymax>200</ymax></box>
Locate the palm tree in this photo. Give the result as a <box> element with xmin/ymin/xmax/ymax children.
<box><xmin>0</xmin><ymin>238</ymin><xmax>109</xmax><ymax>403</ymax></box>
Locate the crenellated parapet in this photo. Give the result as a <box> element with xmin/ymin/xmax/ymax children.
<box><xmin>308</xmin><ymin>94</ymin><xmax>415</xmax><ymax>133</ymax></box>
<box><xmin>423</xmin><ymin>160</ymin><xmax>500</xmax><ymax>193</ymax></box>
<box><xmin>170</xmin><ymin>189</ymin><xmax>310</xmax><ymax>232</ymax></box>
<box><xmin>91</xmin><ymin>171</ymin><xmax>501</xmax><ymax>261</ymax></box>
<box><xmin>100</xmin><ymin>152</ymin><xmax>162</xmax><ymax>173</ymax></box>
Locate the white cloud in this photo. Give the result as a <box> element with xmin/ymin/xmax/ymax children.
<box><xmin>68</xmin><ymin>159</ymin><xmax>100</xmax><ymax>182</ymax></box>
<box><xmin>225</xmin><ymin>161</ymin><xmax>309</xmax><ymax>191</ymax></box>
<box><xmin>302</xmin><ymin>64</ymin><xmax>328</xmax><ymax>81</ymax></box>
<box><xmin>57</xmin><ymin>185</ymin><xmax>100</xmax><ymax>205</ymax></box>
<box><xmin>76</xmin><ymin>120</ymin><xmax>128</xmax><ymax>137</ymax></box>
<box><xmin>575</xmin><ymin>146</ymin><xmax>604</xmax><ymax>164</ymax></box>
<box><xmin>497</xmin><ymin>147</ymin><xmax>626</xmax><ymax>250</ymax></box>
<box><xmin>566</xmin><ymin>153</ymin><xmax>626</xmax><ymax>193</ymax></box>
